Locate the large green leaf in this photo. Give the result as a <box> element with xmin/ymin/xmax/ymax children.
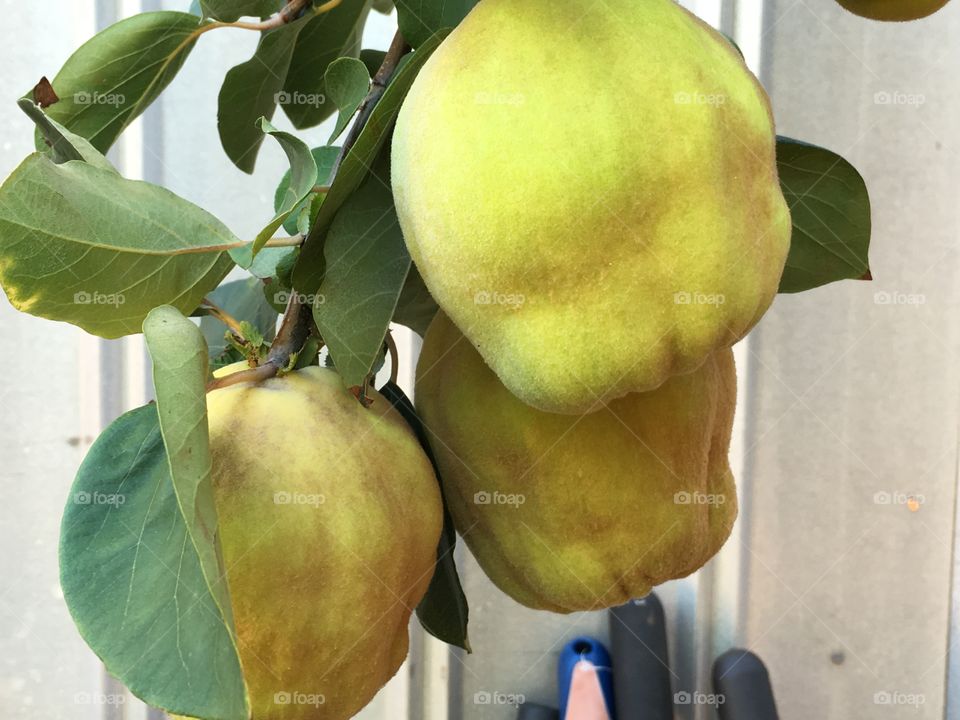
<box><xmin>395</xmin><ymin>0</ymin><xmax>476</xmax><ymax>48</ymax></box>
<box><xmin>143</xmin><ymin>307</ymin><xmax>236</xmax><ymax>642</ymax></box>
<box><xmin>313</xmin><ymin>160</ymin><xmax>410</xmax><ymax>388</ymax></box>
<box><xmin>293</xmin><ymin>30</ymin><xmax>449</xmax><ymax>293</ymax></box>
<box><xmin>379</xmin><ymin>382</ymin><xmax>470</xmax><ymax>652</ymax></box>
<box><xmin>200</xmin><ymin>277</ymin><xmax>279</xmax><ymax>358</ymax></box>
<box><xmin>200</xmin><ymin>0</ymin><xmax>281</xmax><ymax>21</ymax></box>
<box><xmin>0</xmin><ymin>154</ymin><xmax>234</xmax><ymax>338</ymax></box>
<box><xmin>60</xmin><ymin>404</ymin><xmax>248</xmax><ymax>719</ymax></box>
<box><xmin>217</xmin><ymin>17</ymin><xmax>309</xmax><ymax>173</ymax></box>
<box><xmin>279</xmin><ymin>0</ymin><xmax>371</xmax><ymax>129</ymax></box>
<box><xmin>230</xmin><ymin>119</ymin><xmax>317</xmax><ymax>267</ymax></box>
<box><xmin>37</xmin><ymin>12</ymin><xmax>200</xmax><ymax>153</ymax></box>
<box><xmin>777</xmin><ymin>137</ymin><xmax>872</xmax><ymax>293</ymax></box>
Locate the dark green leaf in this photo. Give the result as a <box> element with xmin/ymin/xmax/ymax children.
<box><xmin>279</xmin><ymin>0</ymin><xmax>371</xmax><ymax>129</ymax></box>
<box><xmin>325</xmin><ymin>57</ymin><xmax>371</xmax><ymax>142</ymax></box>
<box><xmin>0</xmin><ymin>154</ymin><xmax>234</xmax><ymax>338</ymax></box>
<box><xmin>393</xmin><ymin>262</ymin><xmax>438</xmax><ymax>336</ymax></box>
<box><xmin>379</xmin><ymin>382</ymin><xmax>470</xmax><ymax>652</ymax></box>
<box><xmin>217</xmin><ymin>17</ymin><xmax>309</xmax><ymax>173</ymax></box>
<box><xmin>313</xmin><ymin>160</ymin><xmax>410</xmax><ymax>387</ymax></box>
<box><xmin>776</xmin><ymin>137</ymin><xmax>872</xmax><ymax>293</ymax></box>
<box><xmin>293</xmin><ymin>30</ymin><xmax>449</xmax><ymax>293</ymax></box>
<box><xmin>200</xmin><ymin>277</ymin><xmax>279</xmax><ymax>358</ymax></box>
<box><xmin>37</xmin><ymin>12</ymin><xmax>200</xmax><ymax>153</ymax></box>
<box><xmin>60</xmin><ymin>405</ymin><xmax>248</xmax><ymax>718</ymax></box>
<box><xmin>396</xmin><ymin>0</ymin><xmax>476</xmax><ymax>48</ymax></box>
<box><xmin>359</xmin><ymin>48</ymin><xmax>388</xmax><ymax>77</ymax></box>
<box><xmin>274</xmin><ymin>145</ymin><xmax>340</xmax><ymax>236</ymax></box>
<box><xmin>200</xmin><ymin>0</ymin><xmax>281</xmax><ymax>21</ymax></box>
<box><xmin>231</xmin><ymin>119</ymin><xmax>318</xmax><ymax>266</ymax></box>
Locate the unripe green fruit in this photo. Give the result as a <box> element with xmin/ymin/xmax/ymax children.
<box><xmin>393</xmin><ymin>0</ymin><xmax>790</xmax><ymax>414</ymax></box>
<box><xmin>415</xmin><ymin>314</ymin><xmax>738</xmax><ymax>613</ymax></box>
<box><xmin>180</xmin><ymin>366</ymin><xmax>442</xmax><ymax>720</ymax></box>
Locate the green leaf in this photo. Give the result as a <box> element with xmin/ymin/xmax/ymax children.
<box><xmin>325</xmin><ymin>57</ymin><xmax>370</xmax><ymax>142</ymax></box>
<box><xmin>18</xmin><ymin>98</ymin><xmax>117</xmax><ymax>172</ymax></box>
<box><xmin>293</xmin><ymin>30</ymin><xmax>449</xmax><ymax>293</ymax></box>
<box><xmin>143</xmin><ymin>307</ymin><xmax>236</xmax><ymax>630</ymax></box>
<box><xmin>37</xmin><ymin>12</ymin><xmax>200</xmax><ymax>153</ymax></box>
<box><xmin>60</xmin><ymin>404</ymin><xmax>248</xmax><ymax>718</ymax></box>
<box><xmin>313</xmin><ymin>161</ymin><xmax>411</xmax><ymax>387</ymax></box>
<box><xmin>0</xmin><ymin>154</ymin><xmax>234</xmax><ymax>338</ymax></box>
<box><xmin>200</xmin><ymin>277</ymin><xmax>278</xmax><ymax>358</ymax></box>
<box><xmin>776</xmin><ymin>137</ymin><xmax>872</xmax><ymax>293</ymax></box>
<box><xmin>359</xmin><ymin>48</ymin><xmax>388</xmax><ymax>77</ymax></box>
<box><xmin>396</xmin><ymin>0</ymin><xmax>476</xmax><ymax>48</ymax></box>
<box><xmin>217</xmin><ymin>17</ymin><xmax>309</xmax><ymax>173</ymax></box>
<box><xmin>230</xmin><ymin>119</ymin><xmax>318</xmax><ymax>267</ymax></box>
<box><xmin>379</xmin><ymin>382</ymin><xmax>470</xmax><ymax>652</ymax></box>
<box><xmin>393</xmin><ymin>262</ymin><xmax>438</xmax><ymax>336</ymax></box>
<box><xmin>200</xmin><ymin>0</ymin><xmax>281</xmax><ymax>21</ymax></box>
<box><xmin>279</xmin><ymin>0</ymin><xmax>371</xmax><ymax>129</ymax></box>
<box><xmin>274</xmin><ymin>145</ymin><xmax>340</xmax><ymax>236</ymax></box>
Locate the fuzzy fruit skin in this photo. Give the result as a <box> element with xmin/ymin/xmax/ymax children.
<box><xmin>393</xmin><ymin>0</ymin><xmax>790</xmax><ymax>415</ymax></box>
<box><xmin>835</xmin><ymin>0</ymin><xmax>950</xmax><ymax>20</ymax></box>
<box><xmin>415</xmin><ymin>314</ymin><xmax>738</xmax><ymax>613</ymax></box>
<box><xmin>202</xmin><ymin>366</ymin><xmax>442</xmax><ymax>720</ymax></box>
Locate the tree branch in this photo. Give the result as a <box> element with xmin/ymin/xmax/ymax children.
<box><xmin>210</xmin><ymin>30</ymin><xmax>410</xmax><ymax>393</ymax></box>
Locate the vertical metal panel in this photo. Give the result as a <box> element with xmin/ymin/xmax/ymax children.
<box><xmin>730</xmin><ymin>2</ymin><xmax>960</xmax><ymax>718</ymax></box>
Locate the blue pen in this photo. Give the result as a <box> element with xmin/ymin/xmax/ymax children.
<box><xmin>558</xmin><ymin>636</ymin><xmax>616</xmax><ymax>720</ymax></box>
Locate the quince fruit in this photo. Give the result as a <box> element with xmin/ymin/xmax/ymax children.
<box><xmin>393</xmin><ymin>0</ymin><xmax>790</xmax><ymax>414</ymax></box>
<box><xmin>415</xmin><ymin>314</ymin><xmax>737</xmax><ymax>613</ymax></box>
<box><xmin>183</xmin><ymin>366</ymin><xmax>442</xmax><ymax>719</ymax></box>
<box><xmin>836</xmin><ymin>0</ymin><xmax>950</xmax><ymax>20</ymax></box>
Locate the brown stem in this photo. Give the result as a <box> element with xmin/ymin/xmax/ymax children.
<box><xmin>211</xmin><ymin>30</ymin><xmax>409</xmax><ymax>392</ymax></box>
<box><xmin>201</xmin><ymin>298</ymin><xmax>244</xmax><ymax>335</ymax></box>
<box><xmin>386</xmin><ymin>331</ymin><xmax>399</xmax><ymax>385</ymax></box>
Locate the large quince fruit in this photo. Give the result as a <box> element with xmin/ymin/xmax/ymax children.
<box><xmin>191</xmin><ymin>366</ymin><xmax>442</xmax><ymax>719</ymax></box>
<box><xmin>415</xmin><ymin>314</ymin><xmax>738</xmax><ymax>613</ymax></box>
<box><xmin>393</xmin><ymin>0</ymin><xmax>790</xmax><ymax>414</ymax></box>
<box><xmin>835</xmin><ymin>0</ymin><xmax>950</xmax><ymax>20</ymax></box>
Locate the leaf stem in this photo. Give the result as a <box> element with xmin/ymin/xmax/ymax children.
<box><xmin>201</xmin><ymin>298</ymin><xmax>244</xmax><ymax>335</ymax></box>
<box><xmin>386</xmin><ymin>331</ymin><xmax>399</xmax><ymax>385</ymax></box>
<box><xmin>210</xmin><ymin>30</ymin><xmax>409</xmax><ymax>392</ymax></box>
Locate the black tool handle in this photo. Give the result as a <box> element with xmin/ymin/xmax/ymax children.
<box><xmin>516</xmin><ymin>702</ymin><xmax>559</xmax><ymax>720</ymax></box>
<box><xmin>713</xmin><ymin>648</ymin><xmax>779</xmax><ymax>720</ymax></box>
<box><xmin>609</xmin><ymin>593</ymin><xmax>673</xmax><ymax>719</ymax></box>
